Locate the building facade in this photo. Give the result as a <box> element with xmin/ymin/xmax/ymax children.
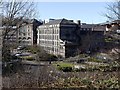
<box><xmin>79</xmin><ymin>24</ymin><xmax>105</xmax><ymax>53</ymax></box>
<box><xmin>37</xmin><ymin>19</ymin><xmax>80</xmax><ymax>58</ymax></box>
<box><xmin>18</xmin><ymin>19</ymin><xmax>42</xmax><ymax>46</ymax></box>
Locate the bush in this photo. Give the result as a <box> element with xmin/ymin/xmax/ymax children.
<box><xmin>48</xmin><ymin>54</ymin><xmax>58</xmax><ymax>61</ymax></box>
<box><xmin>58</xmin><ymin>66</ymin><xmax>72</xmax><ymax>72</ymax></box>
<box><xmin>25</xmin><ymin>45</ymin><xmax>41</xmax><ymax>54</ymax></box>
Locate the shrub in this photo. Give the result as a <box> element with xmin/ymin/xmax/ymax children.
<box><xmin>48</xmin><ymin>54</ymin><xmax>58</xmax><ymax>61</ymax></box>
<box><xmin>58</xmin><ymin>66</ymin><xmax>72</xmax><ymax>72</ymax></box>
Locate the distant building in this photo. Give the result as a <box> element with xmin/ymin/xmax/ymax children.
<box><xmin>80</xmin><ymin>23</ymin><xmax>93</xmax><ymax>31</ymax></box>
<box><xmin>37</xmin><ymin>18</ymin><xmax>80</xmax><ymax>58</ymax></box>
<box><xmin>18</xmin><ymin>19</ymin><xmax>42</xmax><ymax>46</ymax></box>
<box><xmin>79</xmin><ymin>24</ymin><xmax>105</xmax><ymax>52</ymax></box>
<box><xmin>101</xmin><ymin>20</ymin><xmax>120</xmax><ymax>32</ymax></box>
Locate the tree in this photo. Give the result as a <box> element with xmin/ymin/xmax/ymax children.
<box><xmin>104</xmin><ymin>0</ymin><xmax>120</xmax><ymax>50</ymax></box>
<box><xmin>105</xmin><ymin>0</ymin><xmax>120</xmax><ymax>21</ymax></box>
<box><xmin>1</xmin><ymin>0</ymin><xmax>37</xmax><ymax>61</ymax></box>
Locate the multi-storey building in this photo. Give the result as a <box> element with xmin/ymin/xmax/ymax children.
<box><xmin>18</xmin><ymin>19</ymin><xmax>42</xmax><ymax>46</ymax></box>
<box><xmin>37</xmin><ymin>19</ymin><xmax>80</xmax><ymax>58</ymax></box>
<box><xmin>79</xmin><ymin>24</ymin><xmax>105</xmax><ymax>52</ymax></box>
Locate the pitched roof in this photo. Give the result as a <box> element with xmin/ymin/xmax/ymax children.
<box><xmin>92</xmin><ymin>25</ymin><xmax>106</xmax><ymax>31</ymax></box>
<box><xmin>43</xmin><ymin>18</ymin><xmax>77</xmax><ymax>25</ymax></box>
<box><xmin>100</xmin><ymin>20</ymin><xmax>120</xmax><ymax>25</ymax></box>
<box><xmin>81</xmin><ymin>24</ymin><xmax>94</xmax><ymax>28</ymax></box>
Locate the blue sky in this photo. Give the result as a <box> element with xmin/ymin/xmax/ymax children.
<box><xmin>36</xmin><ymin>2</ymin><xmax>110</xmax><ymax>24</ymax></box>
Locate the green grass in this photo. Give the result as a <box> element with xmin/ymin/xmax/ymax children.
<box><xmin>56</xmin><ymin>62</ymin><xmax>74</xmax><ymax>67</ymax></box>
<box><xmin>88</xmin><ymin>57</ymin><xmax>102</xmax><ymax>63</ymax></box>
<box><xmin>55</xmin><ymin>62</ymin><xmax>74</xmax><ymax>72</ymax></box>
<box><xmin>19</xmin><ymin>56</ymin><xmax>35</xmax><ymax>61</ymax></box>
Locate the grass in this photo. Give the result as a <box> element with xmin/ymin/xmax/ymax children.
<box><xmin>19</xmin><ymin>56</ymin><xmax>35</xmax><ymax>61</ymax></box>
<box><xmin>56</xmin><ymin>62</ymin><xmax>74</xmax><ymax>67</ymax></box>
<box><xmin>55</xmin><ymin>62</ymin><xmax>74</xmax><ymax>72</ymax></box>
<box><xmin>88</xmin><ymin>57</ymin><xmax>102</xmax><ymax>63</ymax></box>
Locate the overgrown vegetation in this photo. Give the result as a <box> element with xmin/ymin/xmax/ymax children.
<box><xmin>25</xmin><ymin>45</ymin><xmax>58</xmax><ymax>61</ymax></box>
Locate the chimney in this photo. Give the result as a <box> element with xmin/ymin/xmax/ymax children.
<box><xmin>77</xmin><ymin>20</ymin><xmax>81</xmax><ymax>25</ymax></box>
<box><xmin>77</xmin><ymin>20</ymin><xmax>81</xmax><ymax>28</ymax></box>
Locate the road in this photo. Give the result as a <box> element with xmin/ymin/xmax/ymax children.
<box><xmin>21</xmin><ymin>60</ymin><xmax>50</xmax><ymax>66</ymax></box>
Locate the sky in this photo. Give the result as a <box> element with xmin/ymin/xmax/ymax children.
<box><xmin>36</xmin><ymin>2</ymin><xmax>111</xmax><ymax>24</ymax></box>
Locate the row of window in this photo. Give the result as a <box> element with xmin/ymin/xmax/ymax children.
<box><xmin>18</xmin><ymin>37</ymin><xmax>31</xmax><ymax>40</ymax></box>
<box><xmin>39</xmin><ymin>24</ymin><xmax>59</xmax><ymax>29</ymax></box>
<box><xmin>38</xmin><ymin>28</ymin><xmax>59</xmax><ymax>34</ymax></box>
<box><xmin>39</xmin><ymin>35</ymin><xmax>59</xmax><ymax>40</ymax></box>
<box><xmin>19</xmin><ymin>41</ymin><xmax>31</xmax><ymax>45</ymax></box>
<box><xmin>39</xmin><ymin>40</ymin><xmax>59</xmax><ymax>46</ymax></box>
<box><xmin>81</xmin><ymin>28</ymin><xmax>91</xmax><ymax>31</ymax></box>
<box><xmin>42</xmin><ymin>46</ymin><xmax>60</xmax><ymax>54</ymax></box>
<box><xmin>19</xmin><ymin>32</ymin><xmax>31</xmax><ymax>36</ymax></box>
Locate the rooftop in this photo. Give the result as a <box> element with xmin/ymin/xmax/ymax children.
<box><xmin>43</xmin><ymin>18</ymin><xmax>77</xmax><ymax>25</ymax></box>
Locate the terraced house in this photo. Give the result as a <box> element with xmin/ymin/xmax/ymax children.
<box><xmin>37</xmin><ymin>19</ymin><xmax>80</xmax><ymax>58</ymax></box>
<box><xmin>18</xmin><ymin>19</ymin><xmax>42</xmax><ymax>46</ymax></box>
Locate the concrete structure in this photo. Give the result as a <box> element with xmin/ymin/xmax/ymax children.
<box><xmin>37</xmin><ymin>18</ymin><xmax>80</xmax><ymax>58</ymax></box>
<box><xmin>18</xmin><ymin>19</ymin><xmax>42</xmax><ymax>46</ymax></box>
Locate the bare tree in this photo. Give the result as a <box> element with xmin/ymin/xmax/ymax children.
<box><xmin>105</xmin><ymin>0</ymin><xmax>120</xmax><ymax>21</ymax></box>
<box><xmin>1</xmin><ymin>0</ymin><xmax>37</xmax><ymax>61</ymax></box>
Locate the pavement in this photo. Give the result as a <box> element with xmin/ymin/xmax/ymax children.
<box><xmin>21</xmin><ymin>60</ymin><xmax>50</xmax><ymax>66</ymax></box>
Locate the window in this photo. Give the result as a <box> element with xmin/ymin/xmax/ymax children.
<box><xmin>23</xmin><ymin>37</ymin><xmax>26</xmax><ymax>39</ymax></box>
<box><xmin>28</xmin><ymin>37</ymin><xmax>31</xmax><ymax>40</ymax></box>
<box><xmin>28</xmin><ymin>33</ymin><xmax>30</xmax><ymax>36</ymax></box>
<box><xmin>23</xmin><ymin>33</ymin><xmax>26</xmax><ymax>36</ymax></box>
<box><xmin>19</xmin><ymin>37</ymin><xmax>21</xmax><ymax>39</ymax></box>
